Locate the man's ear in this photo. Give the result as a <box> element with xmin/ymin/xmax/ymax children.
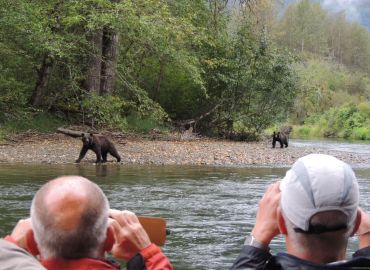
<box><xmin>103</xmin><ymin>226</ymin><xmax>115</xmax><ymax>252</ymax></box>
<box><xmin>350</xmin><ymin>209</ymin><xmax>362</xmax><ymax>236</ymax></box>
<box><xmin>277</xmin><ymin>206</ymin><xmax>288</xmax><ymax>235</ymax></box>
<box><xmin>26</xmin><ymin>230</ymin><xmax>39</xmax><ymax>256</ymax></box>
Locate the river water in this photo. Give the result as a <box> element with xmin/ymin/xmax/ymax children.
<box><xmin>291</xmin><ymin>138</ymin><xmax>370</xmax><ymax>155</ymax></box>
<box><xmin>0</xmin><ymin>139</ymin><xmax>369</xmax><ymax>270</ymax></box>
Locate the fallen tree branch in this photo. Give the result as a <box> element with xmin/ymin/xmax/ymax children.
<box><xmin>173</xmin><ymin>104</ymin><xmax>220</xmax><ymax>130</ymax></box>
<box><xmin>57</xmin><ymin>128</ymin><xmax>84</xmax><ymax>138</ymax></box>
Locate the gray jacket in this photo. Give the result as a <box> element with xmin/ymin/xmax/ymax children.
<box><xmin>0</xmin><ymin>239</ymin><xmax>45</xmax><ymax>270</ymax></box>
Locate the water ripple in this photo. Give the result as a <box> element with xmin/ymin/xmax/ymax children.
<box><xmin>0</xmin><ymin>165</ymin><xmax>369</xmax><ymax>270</ymax></box>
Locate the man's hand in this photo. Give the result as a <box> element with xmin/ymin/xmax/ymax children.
<box><xmin>108</xmin><ymin>209</ymin><xmax>151</xmax><ymax>261</ymax></box>
<box><xmin>10</xmin><ymin>218</ymin><xmax>32</xmax><ymax>250</ymax></box>
<box><xmin>251</xmin><ymin>181</ymin><xmax>281</xmax><ymax>246</ymax></box>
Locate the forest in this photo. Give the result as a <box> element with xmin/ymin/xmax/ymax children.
<box><xmin>1</xmin><ymin>0</ymin><xmax>369</xmax><ymax>140</ymax></box>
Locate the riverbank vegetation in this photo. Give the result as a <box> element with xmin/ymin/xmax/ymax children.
<box><xmin>278</xmin><ymin>0</ymin><xmax>370</xmax><ymax>140</ymax></box>
<box><xmin>1</xmin><ymin>0</ymin><xmax>369</xmax><ymax>141</ymax></box>
<box><xmin>293</xmin><ymin>102</ymin><xmax>370</xmax><ymax>140</ymax></box>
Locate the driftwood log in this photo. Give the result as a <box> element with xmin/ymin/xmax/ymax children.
<box><xmin>57</xmin><ymin>128</ymin><xmax>127</xmax><ymax>144</ymax></box>
<box><xmin>57</xmin><ymin>128</ymin><xmax>84</xmax><ymax>138</ymax></box>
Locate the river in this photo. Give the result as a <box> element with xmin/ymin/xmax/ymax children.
<box><xmin>291</xmin><ymin>138</ymin><xmax>370</xmax><ymax>155</ymax></box>
<box><xmin>0</xmin><ymin>139</ymin><xmax>369</xmax><ymax>270</ymax></box>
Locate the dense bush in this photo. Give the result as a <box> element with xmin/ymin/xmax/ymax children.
<box><xmin>292</xmin><ymin>103</ymin><xmax>370</xmax><ymax>140</ymax></box>
<box><xmin>0</xmin><ymin>111</ymin><xmax>65</xmax><ymax>141</ymax></box>
<box><xmin>81</xmin><ymin>94</ymin><xmax>127</xmax><ymax>129</ymax></box>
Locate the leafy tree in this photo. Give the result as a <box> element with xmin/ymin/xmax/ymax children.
<box><xmin>276</xmin><ymin>0</ymin><xmax>370</xmax><ymax>73</ymax></box>
<box><xmin>277</xmin><ymin>0</ymin><xmax>327</xmax><ymax>54</ymax></box>
<box><xmin>8</xmin><ymin>0</ymin><xmax>366</xmax><ymax>140</ymax></box>
<box><xmin>194</xmin><ymin>6</ymin><xmax>298</xmax><ymax>136</ymax></box>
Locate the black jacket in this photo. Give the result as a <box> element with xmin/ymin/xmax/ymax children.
<box><xmin>230</xmin><ymin>245</ymin><xmax>370</xmax><ymax>270</ymax></box>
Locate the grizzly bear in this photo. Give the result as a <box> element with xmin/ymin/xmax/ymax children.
<box><xmin>76</xmin><ymin>133</ymin><xmax>121</xmax><ymax>163</ymax></box>
<box><xmin>272</xmin><ymin>131</ymin><xmax>289</xmax><ymax>148</ymax></box>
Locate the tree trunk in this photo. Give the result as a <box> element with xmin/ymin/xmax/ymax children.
<box><xmin>29</xmin><ymin>1</ymin><xmax>64</xmax><ymax>107</ymax></box>
<box><xmin>100</xmin><ymin>29</ymin><xmax>119</xmax><ymax>95</ymax></box>
<box><xmin>153</xmin><ymin>61</ymin><xmax>165</xmax><ymax>101</ymax></box>
<box><xmin>30</xmin><ymin>54</ymin><xmax>54</xmax><ymax>107</ymax></box>
<box><xmin>84</xmin><ymin>29</ymin><xmax>103</xmax><ymax>93</ymax></box>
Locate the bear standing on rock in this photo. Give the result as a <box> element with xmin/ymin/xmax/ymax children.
<box><xmin>272</xmin><ymin>131</ymin><xmax>289</xmax><ymax>148</ymax></box>
<box><xmin>76</xmin><ymin>133</ymin><xmax>121</xmax><ymax>163</ymax></box>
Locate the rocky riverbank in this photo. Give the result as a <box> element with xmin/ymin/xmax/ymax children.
<box><xmin>0</xmin><ymin>133</ymin><xmax>369</xmax><ymax>167</ymax></box>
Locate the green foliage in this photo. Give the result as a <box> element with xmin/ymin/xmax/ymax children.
<box><xmin>276</xmin><ymin>0</ymin><xmax>370</xmax><ymax>73</ymax></box>
<box><xmin>203</xmin><ymin>15</ymin><xmax>299</xmax><ymax>135</ymax></box>
<box><xmin>351</xmin><ymin>127</ymin><xmax>370</xmax><ymax>140</ymax></box>
<box><xmin>81</xmin><ymin>94</ymin><xmax>127</xmax><ymax>129</ymax></box>
<box><xmin>153</xmin><ymin>66</ymin><xmax>206</xmax><ymax>120</ymax></box>
<box><xmin>125</xmin><ymin>114</ymin><xmax>169</xmax><ymax>133</ymax></box>
<box><xmin>290</xmin><ymin>58</ymin><xmax>369</xmax><ymax>124</ymax></box>
<box><xmin>292</xmin><ymin>125</ymin><xmax>313</xmax><ymax>138</ymax></box>
<box><xmin>267</xmin><ymin>1</ymin><xmax>370</xmax><ymax>139</ymax></box>
<box><xmin>296</xmin><ymin>103</ymin><xmax>370</xmax><ymax>140</ymax></box>
<box><xmin>1</xmin><ymin>0</ymin><xmax>369</xmax><ymax>140</ymax></box>
<box><xmin>0</xmin><ymin>77</ymin><xmax>29</xmax><ymax>121</ymax></box>
<box><xmin>0</xmin><ymin>111</ymin><xmax>65</xmax><ymax>140</ymax></box>
<box><xmin>115</xmin><ymin>0</ymin><xmax>204</xmax><ymax>120</ymax></box>
<box><xmin>278</xmin><ymin>0</ymin><xmax>328</xmax><ymax>55</ymax></box>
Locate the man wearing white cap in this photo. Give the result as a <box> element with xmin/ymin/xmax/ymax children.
<box><xmin>230</xmin><ymin>154</ymin><xmax>370</xmax><ymax>269</ymax></box>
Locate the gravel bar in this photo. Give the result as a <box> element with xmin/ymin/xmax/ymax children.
<box><xmin>0</xmin><ymin>133</ymin><xmax>369</xmax><ymax>168</ymax></box>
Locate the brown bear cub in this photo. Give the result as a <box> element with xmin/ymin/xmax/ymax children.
<box><xmin>76</xmin><ymin>133</ymin><xmax>121</xmax><ymax>163</ymax></box>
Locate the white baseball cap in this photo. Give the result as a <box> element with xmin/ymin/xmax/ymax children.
<box><xmin>280</xmin><ymin>154</ymin><xmax>359</xmax><ymax>233</ymax></box>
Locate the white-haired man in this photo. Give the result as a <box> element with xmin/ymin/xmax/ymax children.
<box><xmin>2</xmin><ymin>175</ymin><xmax>172</xmax><ymax>270</ymax></box>
<box><xmin>230</xmin><ymin>154</ymin><xmax>370</xmax><ymax>269</ymax></box>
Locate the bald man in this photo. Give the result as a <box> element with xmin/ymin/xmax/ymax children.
<box><xmin>3</xmin><ymin>176</ymin><xmax>172</xmax><ymax>270</ymax></box>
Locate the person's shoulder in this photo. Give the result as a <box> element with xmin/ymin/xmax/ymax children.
<box><xmin>353</xmin><ymin>246</ymin><xmax>370</xmax><ymax>258</ymax></box>
<box><xmin>342</xmin><ymin>247</ymin><xmax>370</xmax><ymax>268</ymax></box>
<box><xmin>0</xmin><ymin>238</ymin><xmax>46</xmax><ymax>270</ymax></box>
<box><xmin>275</xmin><ymin>252</ymin><xmax>370</xmax><ymax>269</ymax></box>
<box><xmin>337</xmin><ymin>256</ymin><xmax>370</xmax><ymax>269</ymax></box>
